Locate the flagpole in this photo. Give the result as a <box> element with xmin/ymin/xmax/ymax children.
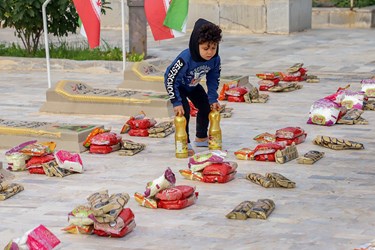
<box><xmin>121</xmin><ymin>0</ymin><xmax>126</xmax><ymax>72</ymax></box>
<box><xmin>42</xmin><ymin>0</ymin><xmax>52</xmax><ymax>88</ymax></box>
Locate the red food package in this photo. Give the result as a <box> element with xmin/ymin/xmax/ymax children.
<box><xmin>256</xmin><ymin>73</ymin><xmax>278</xmax><ymax>80</ymax></box>
<box><xmin>89</xmin><ymin>143</ymin><xmax>121</xmax><ymax>154</ymax></box>
<box><xmin>128</xmin><ymin>128</ymin><xmax>149</xmax><ymax>137</ymax></box>
<box><xmin>26</xmin><ymin>154</ymin><xmax>55</xmax><ymax>167</ymax></box>
<box><xmin>90</xmin><ymin>132</ymin><xmax>122</xmax><ymax>146</ymax></box>
<box><xmin>225</xmin><ymin>87</ymin><xmax>248</xmax><ymax>97</ymax></box>
<box><xmin>155</xmin><ymin>187</ymin><xmax>183</xmax><ymax>201</ymax></box>
<box><xmin>174</xmin><ymin>185</ymin><xmax>195</xmax><ymax>199</ymax></box>
<box><xmin>93</xmin><ymin>220</ymin><xmax>136</xmax><ymax>238</ymax></box>
<box><xmin>258</xmin><ymin>79</ymin><xmax>280</xmax><ymax>87</ymax></box>
<box><xmin>157</xmin><ymin>192</ymin><xmax>198</xmax><ymax>210</ymax></box>
<box><xmin>26</xmin><ymin>224</ymin><xmax>60</xmax><ymax>250</ymax></box>
<box><xmin>203</xmin><ymin>171</ymin><xmax>236</xmax><ymax>183</ymax></box>
<box><xmin>128</xmin><ymin>119</ymin><xmax>157</xmax><ymax>129</ymax></box>
<box><xmin>276</xmin><ymin>133</ymin><xmax>307</xmax><ymax>145</ymax></box>
<box><xmin>254</xmin><ymin>153</ymin><xmax>276</xmax><ymax>162</ymax></box>
<box><xmin>93</xmin><ymin>208</ymin><xmax>135</xmax><ymax>237</ymax></box>
<box><xmin>275</xmin><ymin>127</ymin><xmax>305</xmax><ymax>139</ymax></box>
<box><xmin>28</xmin><ymin>167</ymin><xmax>45</xmax><ymax>175</ymax></box>
<box><xmin>227</xmin><ymin>95</ymin><xmax>245</xmax><ymax>102</ymax></box>
<box><xmin>254</xmin><ymin>142</ymin><xmax>286</xmax><ymax>156</ymax></box>
<box><xmin>234</xmin><ymin>148</ymin><xmax>254</xmax><ymax>160</ymax></box>
<box><xmin>203</xmin><ymin>162</ymin><xmax>238</xmax><ymax>176</ymax></box>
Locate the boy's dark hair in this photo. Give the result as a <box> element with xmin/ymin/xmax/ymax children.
<box><xmin>198</xmin><ymin>23</ymin><xmax>222</xmax><ymax>44</ymax></box>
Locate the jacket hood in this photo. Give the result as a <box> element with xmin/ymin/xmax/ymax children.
<box><xmin>189</xmin><ymin>18</ymin><xmax>219</xmax><ymax>62</ymax></box>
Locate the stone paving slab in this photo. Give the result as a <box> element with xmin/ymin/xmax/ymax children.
<box><xmin>0</xmin><ymin>28</ymin><xmax>374</xmax><ymax>249</ymax></box>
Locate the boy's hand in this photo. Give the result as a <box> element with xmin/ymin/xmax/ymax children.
<box><xmin>210</xmin><ymin>102</ymin><xmax>221</xmax><ymax>111</ymax></box>
<box><xmin>174</xmin><ymin>105</ymin><xmax>185</xmax><ymax>116</ymax></box>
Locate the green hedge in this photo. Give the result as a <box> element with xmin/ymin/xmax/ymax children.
<box><xmin>313</xmin><ymin>0</ymin><xmax>375</xmax><ymax>7</ymax></box>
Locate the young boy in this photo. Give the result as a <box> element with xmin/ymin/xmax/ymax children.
<box><xmin>164</xmin><ymin>18</ymin><xmax>222</xmax><ymax>156</ymax></box>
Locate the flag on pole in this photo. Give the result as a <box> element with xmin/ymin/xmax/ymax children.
<box><xmin>73</xmin><ymin>0</ymin><xmax>101</xmax><ymax>49</ymax></box>
<box><xmin>163</xmin><ymin>0</ymin><xmax>188</xmax><ymax>32</ymax></box>
<box><xmin>144</xmin><ymin>0</ymin><xmax>188</xmax><ymax>41</ymax></box>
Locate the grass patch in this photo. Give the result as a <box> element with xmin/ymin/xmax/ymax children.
<box><xmin>0</xmin><ymin>40</ymin><xmax>144</xmax><ymax>62</ymax></box>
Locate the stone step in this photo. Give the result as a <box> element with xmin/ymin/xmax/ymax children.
<box><xmin>0</xmin><ymin>119</ymin><xmax>102</xmax><ymax>153</ymax></box>
<box><xmin>40</xmin><ymin>80</ymin><xmax>174</xmax><ymax>118</ymax></box>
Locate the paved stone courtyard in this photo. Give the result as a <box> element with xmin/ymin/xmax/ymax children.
<box><xmin>0</xmin><ymin>28</ymin><xmax>375</xmax><ymax>249</ymax></box>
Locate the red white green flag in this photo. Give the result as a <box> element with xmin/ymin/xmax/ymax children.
<box><xmin>73</xmin><ymin>0</ymin><xmax>101</xmax><ymax>49</ymax></box>
<box><xmin>144</xmin><ymin>0</ymin><xmax>188</xmax><ymax>41</ymax></box>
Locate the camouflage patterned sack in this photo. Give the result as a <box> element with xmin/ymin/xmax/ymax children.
<box><xmin>246</xmin><ymin>199</ymin><xmax>275</xmax><ymax>220</ymax></box>
<box><xmin>313</xmin><ymin>135</ymin><xmax>364</xmax><ymax>150</ymax></box>
<box><xmin>0</xmin><ymin>183</ymin><xmax>24</xmax><ymax>201</ymax></box>
<box><xmin>226</xmin><ymin>201</ymin><xmax>254</xmax><ymax>220</ymax></box>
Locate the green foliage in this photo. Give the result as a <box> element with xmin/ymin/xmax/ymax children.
<box><xmin>313</xmin><ymin>0</ymin><xmax>375</xmax><ymax>7</ymax></box>
<box><xmin>0</xmin><ymin>40</ymin><xmax>143</xmax><ymax>62</ymax></box>
<box><xmin>126</xmin><ymin>51</ymin><xmax>145</xmax><ymax>62</ymax></box>
<box><xmin>0</xmin><ymin>0</ymin><xmax>111</xmax><ymax>55</ymax></box>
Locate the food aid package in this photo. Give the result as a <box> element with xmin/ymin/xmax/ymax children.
<box><xmin>179</xmin><ymin>169</ymin><xmax>204</xmax><ymax>181</ymax></box>
<box><xmin>144</xmin><ymin>167</ymin><xmax>176</xmax><ymax>197</ymax></box>
<box><xmin>227</xmin><ymin>95</ymin><xmax>245</xmax><ymax>102</ymax></box>
<box><xmin>253</xmin><ymin>142</ymin><xmax>286</xmax><ymax>156</ymax></box>
<box><xmin>203</xmin><ymin>171</ymin><xmax>236</xmax><ymax>183</ymax></box>
<box><xmin>157</xmin><ymin>192</ymin><xmax>198</xmax><ymax>210</ymax></box>
<box><xmin>225</xmin><ymin>87</ymin><xmax>248</xmax><ymax>97</ymax></box>
<box><xmin>128</xmin><ymin>118</ymin><xmax>157</xmax><ymax>129</ymax></box>
<box><xmin>68</xmin><ymin>205</ymin><xmax>95</xmax><ymax>227</ymax></box>
<box><xmin>90</xmin><ymin>132</ymin><xmax>122</xmax><ymax>146</ymax></box>
<box><xmin>275</xmin><ymin>127</ymin><xmax>306</xmax><ymax>145</ymax></box>
<box><xmin>234</xmin><ymin>148</ymin><xmax>254</xmax><ymax>160</ymax></box>
<box><xmin>89</xmin><ymin>143</ymin><xmax>121</xmax><ymax>154</ymax></box>
<box><xmin>339</xmin><ymin>90</ymin><xmax>365</xmax><ymax>110</ymax></box>
<box><xmin>128</xmin><ymin>128</ymin><xmax>149</xmax><ymax>137</ymax></box>
<box><xmin>93</xmin><ymin>208</ymin><xmax>135</xmax><ymax>238</ymax></box>
<box><xmin>307</xmin><ymin>98</ymin><xmax>340</xmax><ymax>126</ymax></box>
<box><xmin>202</xmin><ymin>162</ymin><xmax>238</xmax><ymax>176</ymax></box>
<box><xmin>5</xmin><ymin>152</ymin><xmax>30</xmax><ymax>171</ymax></box>
<box><xmin>188</xmin><ymin>150</ymin><xmax>227</xmax><ymax>172</ymax></box>
<box><xmin>156</xmin><ymin>185</ymin><xmax>195</xmax><ymax>201</ymax></box>
<box><xmin>54</xmin><ymin>150</ymin><xmax>83</xmax><ymax>173</ymax></box>
<box><xmin>361</xmin><ymin>78</ymin><xmax>375</xmax><ymax>97</ymax></box>
<box><xmin>5</xmin><ymin>224</ymin><xmax>61</xmax><ymax>250</ymax></box>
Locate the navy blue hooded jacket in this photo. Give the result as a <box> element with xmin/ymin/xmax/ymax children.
<box><xmin>164</xmin><ymin>18</ymin><xmax>221</xmax><ymax>107</ymax></box>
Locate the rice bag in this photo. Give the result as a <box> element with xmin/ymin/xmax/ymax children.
<box><xmin>5</xmin><ymin>152</ymin><xmax>30</xmax><ymax>171</ymax></box>
<box><xmin>307</xmin><ymin>98</ymin><xmax>341</xmax><ymax>126</ymax></box>
<box><xmin>157</xmin><ymin>192</ymin><xmax>198</xmax><ymax>210</ymax></box>
<box><xmin>90</xmin><ymin>132</ymin><xmax>122</xmax><ymax>146</ymax></box>
<box><xmin>128</xmin><ymin>118</ymin><xmax>157</xmax><ymax>129</ymax></box>
<box><xmin>62</xmin><ymin>224</ymin><xmax>93</xmax><ymax>235</ymax></box>
<box><xmin>26</xmin><ymin>224</ymin><xmax>61</xmax><ymax>250</ymax></box>
<box><xmin>202</xmin><ymin>162</ymin><xmax>238</xmax><ymax>176</ymax></box>
<box><xmin>55</xmin><ymin>150</ymin><xmax>83</xmax><ymax>173</ymax></box>
<box><xmin>89</xmin><ymin>143</ymin><xmax>121</xmax><ymax>154</ymax></box>
<box><xmin>68</xmin><ymin>205</ymin><xmax>95</xmax><ymax>226</ymax></box>
<box><xmin>361</xmin><ymin>78</ymin><xmax>375</xmax><ymax>97</ymax></box>
<box><xmin>155</xmin><ymin>187</ymin><xmax>183</xmax><ymax>201</ymax></box>
<box><xmin>93</xmin><ymin>208</ymin><xmax>135</xmax><ymax>237</ymax></box>
<box><xmin>234</xmin><ymin>148</ymin><xmax>254</xmax><ymax>160</ymax></box>
<box><xmin>253</xmin><ymin>142</ymin><xmax>286</xmax><ymax>156</ymax></box>
<box><xmin>134</xmin><ymin>192</ymin><xmax>157</xmax><ymax>209</ymax></box>
<box><xmin>179</xmin><ymin>169</ymin><xmax>204</xmax><ymax>181</ymax></box>
<box><xmin>275</xmin><ymin>127</ymin><xmax>305</xmax><ymax>139</ymax></box>
<box><xmin>340</xmin><ymin>90</ymin><xmax>365</xmax><ymax>110</ymax></box>
<box><xmin>188</xmin><ymin>151</ymin><xmax>226</xmax><ymax>172</ymax></box>
<box><xmin>128</xmin><ymin>128</ymin><xmax>149</xmax><ymax>137</ymax></box>
<box><xmin>144</xmin><ymin>167</ymin><xmax>176</xmax><ymax>197</ymax></box>
<box><xmin>227</xmin><ymin>95</ymin><xmax>245</xmax><ymax>102</ymax></box>
<box><xmin>203</xmin><ymin>171</ymin><xmax>236</xmax><ymax>183</ymax></box>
